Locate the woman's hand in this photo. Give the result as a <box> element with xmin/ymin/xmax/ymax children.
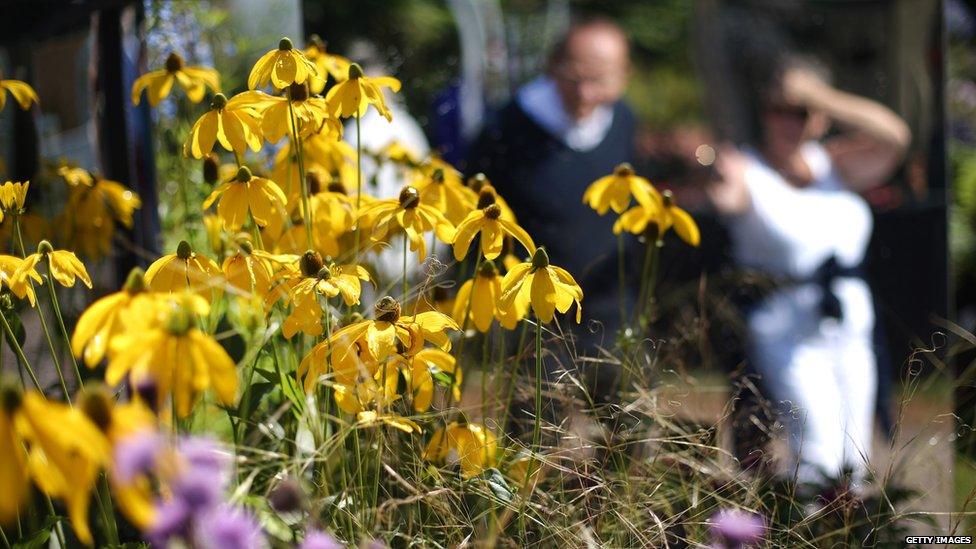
<box><xmin>708</xmin><ymin>145</ymin><xmax>751</xmax><ymax>216</ymax></box>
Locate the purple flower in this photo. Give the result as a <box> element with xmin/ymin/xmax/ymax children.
<box><xmin>171</xmin><ymin>467</ymin><xmax>224</xmax><ymax>511</ymax></box>
<box><xmin>146</xmin><ymin>499</ymin><xmax>191</xmax><ymax>548</ymax></box>
<box><xmin>709</xmin><ymin>509</ymin><xmax>766</xmax><ymax>548</ymax></box>
<box><xmin>195</xmin><ymin>505</ymin><xmax>265</xmax><ymax>549</ymax></box>
<box><xmin>300</xmin><ymin>530</ymin><xmax>343</xmax><ymax>549</ymax></box>
<box><xmin>113</xmin><ymin>431</ymin><xmax>163</xmax><ymax>483</ymax></box>
<box><xmin>178</xmin><ymin>436</ymin><xmax>230</xmax><ymax>476</ymax></box>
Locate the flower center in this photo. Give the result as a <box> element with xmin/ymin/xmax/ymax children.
<box><xmin>236</xmin><ymin>166</ymin><xmax>253</xmax><ymax>183</ymax></box>
<box><xmin>484</xmin><ymin>204</ymin><xmax>502</xmax><ymax>220</ymax></box>
<box><xmin>662</xmin><ymin>189</ymin><xmax>674</xmax><ymax>208</ymax></box>
<box><xmin>467</xmin><ymin>173</ymin><xmax>489</xmax><ymax>192</ymax></box>
<box><xmin>348</xmin><ymin>63</ymin><xmax>364</xmax><ymax>80</ymax></box>
<box><xmin>203</xmin><ymin>154</ymin><xmax>219</xmax><ymax>184</ymax></box>
<box><xmin>431</xmin><ymin>168</ymin><xmax>445</xmax><ymax>184</ymax></box>
<box><xmin>530</xmin><ymin>247</ymin><xmax>550</xmax><ymax>271</ymax></box>
<box><xmin>477</xmin><ymin>259</ymin><xmax>498</xmax><ymax>278</ymax></box>
<box><xmin>476</xmin><ymin>187</ymin><xmax>497</xmax><ymax>209</ymax></box>
<box><xmin>278</xmin><ymin>37</ymin><xmax>294</xmax><ymax>51</ymax></box>
<box><xmin>300</xmin><ymin>250</ymin><xmax>324</xmax><ymax>277</ymax></box>
<box><xmin>165</xmin><ymin>52</ymin><xmax>185</xmax><ymax>73</ymax></box>
<box><xmin>327</xmin><ymin>180</ymin><xmax>346</xmax><ymax>194</ymax></box>
<box><xmin>211</xmin><ymin>93</ymin><xmax>228</xmax><ymax>110</ymax></box>
<box><xmin>165</xmin><ymin>305</ymin><xmax>195</xmax><ymax>336</ymax></box>
<box><xmin>79</xmin><ymin>387</ymin><xmax>113</xmax><ymax>432</ymax></box>
<box><xmin>288</xmin><ymin>82</ymin><xmax>309</xmax><ymax>101</ymax></box>
<box><xmin>176</xmin><ymin>240</ymin><xmax>193</xmax><ymax>260</ymax></box>
<box><xmin>399</xmin><ymin>186</ymin><xmax>420</xmax><ymax>209</ymax></box>
<box><xmin>0</xmin><ymin>383</ymin><xmax>22</xmax><ymax>415</ymax></box>
<box><xmin>306</xmin><ymin>171</ymin><xmax>322</xmax><ymax>194</ymax></box>
<box><xmin>375</xmin><ymin>296</ymin><xmax>401</xmax><ymax>323</ymax></box>
<box><xmin>316</xmin><ymin>266</ymin><xmax>332</xmax><ymax>281</ymax></box>
<box><xmin>37</xmin><ymin>239</ymin><xmax>53</xmax><ymax>255</ymax></box>
<box><xmin>613</xmin><ymin>163</ymin><xmax>635</xmax><ymax>177</ymax></box>
<box><xmin>237</xmin><ymin>238</ymin><xmax>254</xmax><ymax>255</ymax></box>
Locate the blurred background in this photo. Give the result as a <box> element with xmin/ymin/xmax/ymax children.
<box><xmin>1</xmin><ymin>0</ymin><xmax>971</xmax><ymax>526</ymax></box>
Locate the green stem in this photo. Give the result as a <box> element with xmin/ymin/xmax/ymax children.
<box><xmin>617</xmin><ymin>233</ymin><xmax>627</xmax><ymax>327</ymax></box>
<box><xmin>44</xmin><ymin>256</ymin><xmax>85</xmax><ymax>392</ymax></box>
<box><xmin>353</xmin><ymin>115</ymin><xmax>363</xmax><ymax>262</ymax></box>
<box><xmin>0</xmin><ymin>308</ymin><xmax>39</xmax><ymax>390</ymax></box>
<box><xmin>286</xmin><ymin>88</ymin><xmax>314</xmax><ymax>250</ymax></box>
<box><xmin>402</xmin><ymin>232</ymin><xmax>409</xmax><ymax>303</ymax></box>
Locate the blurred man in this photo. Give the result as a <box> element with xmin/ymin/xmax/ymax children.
<box><xmin>465</xmin><ymin>17</ymin><xmax>638</xmax><ymax>395</ymax></box>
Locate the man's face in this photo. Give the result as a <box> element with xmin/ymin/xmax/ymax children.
<box><xmin>550</xmin><ymin>27</ymin><xmax>630</xmax><ymax>121</ymax></box>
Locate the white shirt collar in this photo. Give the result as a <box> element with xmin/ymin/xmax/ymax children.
<box><xmin>516</xmin><ymin>76</ymin><xmax>615</xmax><ymax>152</ymax></box>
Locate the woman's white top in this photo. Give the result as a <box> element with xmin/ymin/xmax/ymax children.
<box><xmin>729</xmin><ymin>142</ymin><xmax>875</xmax><ymax>340</ymax></box>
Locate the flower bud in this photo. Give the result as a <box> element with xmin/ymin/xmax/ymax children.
<box><xmin>124</xmin><ymin>267</ymin><xmax>147</xmax><ymax>294</ymax></box>
<box><xmin>278</xmin><ymin>37</ymin><xmax>294</xmax><ymax>51</ymax></box>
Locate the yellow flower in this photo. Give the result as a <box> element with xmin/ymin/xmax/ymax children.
<box><xmin>453</xmin><ymin>260</ymin><xmax>525</xmax><ymax>332</ymax></box>
<box><xmin>355</xmin><ymin>410</ymin><xmax>421</xmax><ymax>434</ymax></box>
<box><xmin>278</xmin><ymin>251</ymin><xmax>371</xmax><ymax>338</ymax></box>
<box><xmin>144</xmin><ymin>241</ymin><xmax>223</xmax><ymax>302</ymax></box>
<box><xmin>325</xmin><ymin>63</ymin><xmax>401</xmax><ymax>121</ymax></box>
<box><xmin>131</xmin><ymin>52</ymin><xmax>220</xmax><ymax>106</ymax></box>
<box><xmin>12</xmin><ymin>389</ymin><xmax>112</xmax><ymax>545</ymax></box>
<box><xmin>423</xmin><ymin>422</ymin><xmax>499</xmax><ymax>478</ymax></box>
<box><xmin>297</xmin><ymin>296</ymin><xmax>459</xmax><ymax>392</ymax></box>
<box><xmin>230</xmin><ymin>87</ymin><xmax>339</xmax><ymax>144</ymax></box>
<box><xmin>398</xmin><ymin>348</ymin><xmax>461</xmax><ymax>412</ymax></box>
<box><xmin>0</xmin><ymin>385</ymin><xmax>29</xmax><ymax>525</ymax></box>
<box><xmin>467</xmin><ymin>173</ymin><xmax>516</xmax><ymax>222</ymax></box>
<box><xmin>0</xmin><ymin>255</ymin><xmax>36</xmax><ymax>305</ymax></box>
<box><xmin>0</xmin><ymin>77</ymin><xmax>39</xmax><ymax>111</ymax></box>
<box><xmin>613</xmin><ymin>189</ymin><xmax>700</xmax><ymax>246</ymax></box>
<box><xmin>106</xmin><ymin>293</ymin><xmax>238</xmax><ymax>417</ymax></box>
<box><xmin>222</xmin><ymin>239</ymin><xmax>296</xmax><ymax>300</ymax></box>
<box><xmin>202</xmin><ymin>166</ymin><xmax>287</xmax><ymax>230</ymax></box>
<box><xmin>357</xmin><ymin>186</ymin><xmax>455</xmax><ymax>261</ymax></box>
<box><xmin>583</xmin><ymin>163</ymin><xmax>659</xmax><ymax>215</ymax></box>
<box><xmin>0</xmin><ymin>181</ymin><xmax>29</xmax><ymax>217</ymax></box>
<box><xmin>185</xmin><ymin>93</ymin><xmax>263</xmax><ymax>159</ymax></box>
<box><xmin>12</xmin><ymin>241</ymin><xmax>92</xmax><ymax>299</ymax></box>
<box><xmin>413</xmin><ymin>162</ymin><xmax>477</xmax><ymax>225</ymax></box>
<box><xmin>452</xmin><ymin>186</ymin><xmax>534</xmax><ymax>261</ymax></box>
<box><xmin>60</xmin><ymin>170</ymin><xmax>142</xmax><ymax>259</ymax></box>
<box><xmin>304</xmin><ymin>34</ymin><xmax>351</xmax><ymax>93</ymax></box>
<box><xmin>500</xmin><ymin>247</ymin><xmax>583</xmax><ymax>324</ymax></box>
<box><xmin>248</xmin><ymin>37</ymin><xmax>318</xmax><ymax>90</ymax></box>
<box><xmin>72</xmin><ymin>268</ymin><xmax>157</xmax><ymax>367</ymax></box>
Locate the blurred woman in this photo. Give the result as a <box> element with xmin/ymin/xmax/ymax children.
<box><xmin>709</xmin><ymin>58</ymin><xmax>910</xmax><ymax>489</ymax></box>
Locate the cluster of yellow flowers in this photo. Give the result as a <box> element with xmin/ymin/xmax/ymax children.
<box><xmin>583</xmin><ymin>162</ymin><xmax>700</xmax><ymax>246</ymax></box>
<box><xmin>0</xmin><ymin>33</ymin><xmax>705</xmax><ymax>544</ymax></box>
